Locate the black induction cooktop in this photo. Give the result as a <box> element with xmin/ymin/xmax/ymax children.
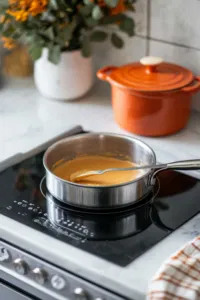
<box><xmin>0</xmin><ymin>142</ymin><xmax>200</xmax><ymax>267</ymax></box>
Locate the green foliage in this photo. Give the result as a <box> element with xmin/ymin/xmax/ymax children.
<box><xmin>48</xmin><ymin>44</ymin><xmax>61</xmax><ymax>64</ymax></box>
<box><xmin>29</xmin><ymin>45</ymin><xmax>43</xmax><ymax>61</ymax></box>
<box><xmin>81</xmin><ymin>34</ymin><xmax>91</xmax><ymax>57</ymax></box>
<box><xmin>0</xmin><ymin>0</ymin><xmax>136</xmax><ymax>64</ymax></box>
<box><xmin>111</xmin><ymin>32</ymin><xmax>123</xmax><ymax>48</ymax></box>
<box><xmin>92</xmin><ymin>6</ymin><xmax>103</xmax><ymax>20</ymax></box>
<box><xmin>104</xmin><ymin>0</ymin><xmax>119</xmax><ymax>8</ymax></box>
<box><xmin>90</xmin><ymin>30</ymin><xmax>108</xmax><ymax>42</ymax></box>
<box><xmin>119</xmin><ymin>16</ymin><xmax>135</xmax><ymax>36</ymax></box>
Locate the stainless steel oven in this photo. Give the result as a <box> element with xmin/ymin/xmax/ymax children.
<box><xmin>0</xmin><ymin>270</ymin><xmax>64</xmax><ymax>300</ymax></box>
<box><xmin>0</xmin><ymin>240</ymin><xmax>125</xmax><ymax>300</ymax></box>
<box><xmin>0</xmin><ymin>282</ymin><xmax>36</xmax><ymax>300</ymax></box>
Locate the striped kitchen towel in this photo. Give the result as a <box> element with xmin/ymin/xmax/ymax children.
<box><xmin>148</xmin><ymin>236</ymin><xmax>200</xmax><ymax>300</ymax></box>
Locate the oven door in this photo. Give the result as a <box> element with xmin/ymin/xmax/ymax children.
<box><xmin>0</xmin><ymin>271</ymin><xmax>59</xmax><ymax>300</ymax></box>
<box><xmin>0</xmin><ymin>282</ymin><xmax>36</xmax><ymax>300</ymax></box>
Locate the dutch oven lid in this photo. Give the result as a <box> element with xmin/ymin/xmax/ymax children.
<box><xmin>108</xmin><ymin>56</ymin><xmax>194</xmax><ymax>92</ymax></box>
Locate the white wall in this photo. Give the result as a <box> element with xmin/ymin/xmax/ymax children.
<box><xmin>148</xmin><ymin>0</ymin><xmax>200</xmax><ymax>112</ymax></box>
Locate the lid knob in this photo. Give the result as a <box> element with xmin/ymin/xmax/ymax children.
<box><xmin>140</xmin><ymin>56</ymin><xmax>164</xmax><ymax>74</ymax></box>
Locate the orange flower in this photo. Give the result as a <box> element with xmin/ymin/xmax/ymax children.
<box><xmin>19</xmin><ymin>0</ymin><xmax>30</xmax><ymax>10</ymax></box>
<box><xmin>0</xmin><ymin>15</ymin><xmax>6</xmax><ymax>23</ymax></box>
<box><xmin>7</xmin><ymin>9</ymin><xmax>28</xmax><ymax>21</ymax></box>
<box><xmin>110</xmin><ymin>0</ymin><xmax>126</xmax><ymax>15</ymax></box>
<box><xmin>7</xmin><ymin>0</ymin><xmax>48</xmax><ymax>22</ymax></box>
<box><xmin>2</xmin><ymin>37</ymin><xmax>16</xmax><ymax>49</ymax></box>
<box><xmin>29</xmin><ymin>0</ymin><xmax>48</xmax><ymax>16</ymax></box>
<box><xmin>97</xmin><ymin>0</ymin><xmax>105</xmax><ymax>7</ymax></box>
<box><xmin>9</xmin><ymin>0</ymin><xmax>18</xmax><ymax>5</ymax></box>
<box><xmin>96</xmin><ymin>0</ymin><xmax>126</xmax><ymax>13</ymax></box>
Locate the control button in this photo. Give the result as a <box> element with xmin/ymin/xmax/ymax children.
<box><xmin>13</xmin><ymin>258</ymin><xmax>28</xmax><ymax>275</ymax></box>
<box><xmin>74</xmin><ymin>287</ymin><xmax>88</xmax><ymax>300</ymax></box>
<box><xmin>51</xmin><ymin>275</ymin><xmax>66</xmax><ymax>290</ymax></box>
<box><xmin>32</xmin><ymin>268</ymin><xmax>48</xmax><ymax>285</ymax></box>
<box><xmin>0</xmin><ymin>247</ymin><xmax>10</xmax><ymax>262</ymax></box>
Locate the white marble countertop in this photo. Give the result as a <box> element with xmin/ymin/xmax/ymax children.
<box><xmin>1</xmin><ymin>78</ymin><xmax>200</xmax><ymax>300</ymax></box>
<box><xmin>1</xmin><ymin>78</ymin><xmax>200</xmax><ymax>178</ymax></box>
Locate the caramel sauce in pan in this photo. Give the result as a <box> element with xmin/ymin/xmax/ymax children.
<box><xmin>53</xmin><ymin>155</ymin><xmax>144</xmax><ymax>186</ymax></box>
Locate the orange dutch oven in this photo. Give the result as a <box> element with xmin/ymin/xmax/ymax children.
<box><xmin>97</xmin><ymin>56</ymin><xmax>200</xmax><ymax>136</ymax></box>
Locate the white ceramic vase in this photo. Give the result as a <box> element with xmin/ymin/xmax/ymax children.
<box><xmin>34</xmin><ymin>49</ymin><xmax>93</xmax><ymax>101</ymax></box>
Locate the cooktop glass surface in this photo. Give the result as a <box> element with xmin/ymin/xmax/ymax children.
<box><xmin>0</xmin><ymin>145</ymin><xmax>200</xmax><ymax>267</ymax></box>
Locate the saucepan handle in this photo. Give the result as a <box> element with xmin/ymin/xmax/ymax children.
<box><xmin>182</xmin><ymin>76</ymin><xmax>200</xmax><ymax>94</ymax></box>
<box><xmin>97</xmin><ymin>66</ymin><xmax>118</xmax><ymax>82</ymax></box>
<box><xmin>166</xmin><ymin>159</ymin><xmax>200</xmax><ymax>170</ymax></box>
<box><xmin>150</xmin><ymin>159</ymin><xmax>200</xmax><ymax>185</ymax></box>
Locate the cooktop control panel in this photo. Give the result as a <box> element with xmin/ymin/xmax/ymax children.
<box><xmin>0</xmin><ymin>241</ymin><xmax>125</xmax><ymax>300</ymax></box>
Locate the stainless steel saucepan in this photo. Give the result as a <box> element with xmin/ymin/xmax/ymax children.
<box><xmin>43</xmin><ymin>133</ymin><xmax>200</xmax><ymax>209</ymax></box>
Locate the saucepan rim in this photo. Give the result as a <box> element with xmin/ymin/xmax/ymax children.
<box><xmin>43</xmin><ymin>132</ymin><xmax>157</xmax><ymax>188</ymax></box>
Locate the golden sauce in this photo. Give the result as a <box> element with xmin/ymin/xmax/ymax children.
<box><xmin>53</xmin><ymin>155</ymin><xmax>143</xmax><ymax>186</ymax></box>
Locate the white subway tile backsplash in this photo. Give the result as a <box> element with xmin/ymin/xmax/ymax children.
<box><xmin>149</xmin><ymin>40</ymin><xmax>200</xmax><ymax>112</ymax></box>
<box><xmin>192</xmin><ymin>94</ymin><xmax>200</xmax><ymax>112</ymax></box>
<box><xmin>134</xmin><ymin>0</ymin><xmax>148</xmax><ymax>36</ymax></box>
<box><xmin>94</xmin><ymin>36</ymin><xmax>146</xmax><ymax>71</ymax></box>
<box><xmin>149</xmin><ymin>40</ymin><xmax>200</xmax><ymax>74</ymax></box>
<box><xmin>150</xmin><ymin>0</ymin><xmax>200</xmax><ymax>49</ymax></box>
<box><xmin>93</xmin><ymin>0</ymin><xmax>148</xmax><ymax>72</ymax></box>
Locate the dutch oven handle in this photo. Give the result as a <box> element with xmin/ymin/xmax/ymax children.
<box><xmin>182</xmin><ymin>76</ymin><xmax>200</xmax><ymax>94</ymax></box>
<box><xmin>97</xmin><ymin>66</ymin><xmax>118</xmax><ymax>82</ymax></box>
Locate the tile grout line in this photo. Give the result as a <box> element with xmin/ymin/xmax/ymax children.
<box><xmin>135</xmin><ymin>34</ymin><xmax>200</xmax><ymax>53</ymax></box>
<box><xmin>136</xmin><ymin>0</ymin><xmax>200</xmax><ymax>54</ymax></box>
<box><xmin>146</xmin><ymin>0</ymin><xmax>151</xmax><ymax>55</ymax></box>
